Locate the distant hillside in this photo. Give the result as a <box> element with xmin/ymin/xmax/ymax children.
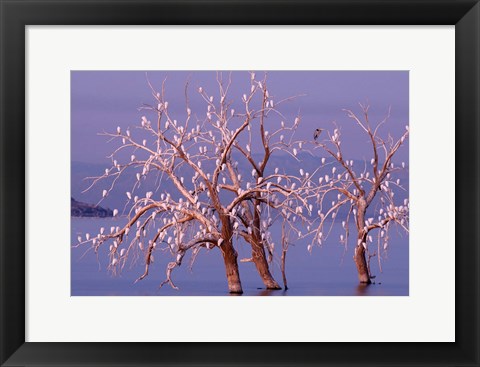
<box><xmin>71</xmin><ymin>197</ymin><xmax>113</xmax><ymax>217</ymax></box>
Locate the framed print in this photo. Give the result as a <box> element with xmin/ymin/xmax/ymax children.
<box><xmin>1</xmin><ymin>0</ymin><xmax>479</xmax><ymax>366</ymax></box>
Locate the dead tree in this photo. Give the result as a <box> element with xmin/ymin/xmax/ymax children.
<box><xmin>74</xmin><ymin>72</ymin><xmax>311</xmax><ymax>293</ymax></box>
<box><xmin>311</xmin><ymin>104</ymin><xmax>409</xmax><ymax>283</ymax></box>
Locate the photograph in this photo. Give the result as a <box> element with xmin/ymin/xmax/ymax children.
<box><xmin>71</xmin><ymin>70</ymin><xmax>409</xmax><ymax>296</ymax></box>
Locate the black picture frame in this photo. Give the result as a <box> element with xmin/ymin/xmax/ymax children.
<box><xmin>1</xmin><ymin>0</ymin><xmax>478</xmax><ymax>366</ymax></box>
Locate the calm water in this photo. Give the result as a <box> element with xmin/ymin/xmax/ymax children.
<box><xmin>71</xmin><ymin>217</ymin><xmax>408</xmax><ymax>296</ymax></box>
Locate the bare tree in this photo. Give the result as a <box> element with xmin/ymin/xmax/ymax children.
<box><xmin>310</xmin><ymin>104</ymin><xmax>409</xmax><ymax>283</ymax></box>
<box><xmin>74</xmin><ymin>72</ymin><xmax>311</xmax><ymax>293</ymax></box>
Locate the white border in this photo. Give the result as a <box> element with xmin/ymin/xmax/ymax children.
<box><xmin>26</xmin><ymin>26</ymin><xmax>455</xmax><ymax>342</ymax></box>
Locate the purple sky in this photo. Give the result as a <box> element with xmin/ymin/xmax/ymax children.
<box><xmin>71</xmin><ymin>71</ymin><xmax>409</xmax><ymax>164</ymax></box>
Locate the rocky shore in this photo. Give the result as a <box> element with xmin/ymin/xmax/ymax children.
<box><xmin>71</xmin><ymin>197</ymin><xmax>113</xmax><ymax>217</ymax></box>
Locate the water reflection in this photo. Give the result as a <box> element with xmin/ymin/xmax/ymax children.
<box><xmin>355</xmin><ymin>283</ymin><xmax>371</xmax><ymax>296</ymax></box>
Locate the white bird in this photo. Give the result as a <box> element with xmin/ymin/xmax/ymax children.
<box><xmin>113</xmin><ymin>209</ymin><xmax>118</xmax><ymax>217</ymax></box>
<box><xmin>102</xmin><ymin>190</ymin><xmax>108</xmax><ymax>197</ymax></box>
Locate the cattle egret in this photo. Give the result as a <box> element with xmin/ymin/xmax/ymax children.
<box><xmin>300</xmin><ymin>168</ymin><xmax>304</xmax><ymax>176</ymax></box>
<box><xmin>113</xmin><ymin>209</ymin><xmax>118</xmax><ymax>217</ymax></box>
<box><xmin>111</xmin><ymin>258</ymin><xmax>118</xmax><ymax>266</ymax></box>
<box><xmin>102</xmin><ymin>189</ymin><xmax>108</xmax><ymax>197</ymax></box>
<box><xmin>293</xmin><ymin>148</ymin><xmax>297</xmax><ymax>156</ymax></box>
<box><xmin>117</xmin><ymin>126</ymin><xmax>121</xmax><ymax>134</ymax></box>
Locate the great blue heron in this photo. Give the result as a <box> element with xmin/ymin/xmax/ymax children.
<box><xmin>313</xmin><ymin>128</ymin><xmax>323</xmax><ymax>141</ymax></box>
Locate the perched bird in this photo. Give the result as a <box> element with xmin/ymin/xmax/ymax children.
<box><xmin>313</xmin><ymin>128</ymin><xmax>323</xmax><ymax>141</ymax></box>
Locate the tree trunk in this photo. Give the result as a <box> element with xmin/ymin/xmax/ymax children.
<box><xmin>221</xmin><ymin>240</ymin><xmax>243</xmax><ymax>293</ymax></box>
<box><xmin>354</xmin><ymin>243</ymin><xmax>371</xmax><ymax>284</ymax></box>
<box><xmin>218</xmin><ymin>216</ymin><xmax>243</xmax><ymax>294</ymax></box>
<box><xmin>250</xmin><ymin>240</ymin><xmax>281</xmax><ymax>289</ymax></box>
<box><xmin>355</xmin><ymin>198</ymin><xmax>371</xmax><ymax>284</ymax></box>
